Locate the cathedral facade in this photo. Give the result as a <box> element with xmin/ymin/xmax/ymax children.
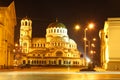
<box><xmin>18</xmin><ymin>17</ymin><xmax>83</xmax><ymax>66</ymax></box>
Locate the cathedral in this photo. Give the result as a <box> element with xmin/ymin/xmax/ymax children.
<box><xmin>18</xmin><ymin>17</ymin><xmax>83</xmax><ymax>66</ymax></box>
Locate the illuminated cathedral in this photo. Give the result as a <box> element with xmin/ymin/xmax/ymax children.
<box><xmin>18</xmin><ymin>17</ymin><xmax>83</xmax><ymax>66</ymax></box>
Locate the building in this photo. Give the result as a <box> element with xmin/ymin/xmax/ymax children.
<box><xmin>99</xmin><ymin>18</ymin><xmax>120</xmax><ymax>70</ymax></box>
<box><xmin>0</xmin><ymin>1</ymin><xmax>16</xmax><ymax>68</ymax></box>
<box><xmin>18</xmin><ymin>17</ymin><xmax>83</xmax><ymax>66</ymax></box>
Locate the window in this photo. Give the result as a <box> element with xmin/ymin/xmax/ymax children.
<box><xmin>21</xmin><ymin>34</ymin><xmax>23</xmax><ymax>36</ymax></box>
<box><xmin>23</xmin><ymin>60</ymin><xmax>26</xmax><ymax>64</ymax></box>
<box><xmin>54</xmin><ymin>61</ymin><xmax>56</xmax><ymax>64</ymax></box>
<box><xmin>28</xmin><ymin>60</ymin><xmax>30</xmax><ymax>64</ymax></box>
<box><xmin>28</xmin><ymin>22</ymin><xmax>30</xmax><ymax>26</ymax></box>
<box><xmin>22</xmin><ymin>22</ymin><xmax>24</xmax><ymax>26</ymax></box>
<box><xmin>38</xmin><ymin>54</ymin><xmax>40</xmax><ymax>56</ymax></box>
<box><xmin>23</xmin><ymin>43</ymin><xmax>27</xmax><ymax>46</ymax></box>
<box><xmin>25</xmin><ymin>21</ymin><xmax>27</xmax><ymax>26</ymax></box>
<box><xmin>33</xmin><ymin>54</ymin><xmax>35</xmax><ymax>56</ymax></box>
<box><xmin>57</xmin><ymin>29</ymin><xmax>59</xmax><ymax>33</ymax></box>
<box><xmin>54</xmin><ymin>29</ymin><xmax>56</xmax><ymax>33</ymax></box>
<box><xmin>60</xmin><ymin>30</ymin><xmax>62</xmax><ymax>33</ymax></box>
<box><xmin>34</xmin><ymin>60</ymin><xmax>36</xmax><ymax>64</ymax></box>
<box><xmin>32</xmin><ymin>60</ymin><xmax>33</xmax><ymax>64</ymax></box>
<box><xmin>64</xmin><ymin>61</ymin><xmax>66</xmax><ymax>64</ymax></box>
<box><xmin>106</xmin><ymin>35</ymin><xmax>108</xmax><ymax>38</ymax></box>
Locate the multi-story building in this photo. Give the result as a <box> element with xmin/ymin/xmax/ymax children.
<box><xmin>18</xmin><ymin>17</ymin><xmax>83</xmax><ymax>66</ymax></box>
<box><xmin>0</xmin><ymin>1</ymin><xmax>16</xmax><ymax>68</ymax></box>
<box><xmin>99</xmin><ymin>18</ymin><xmax>120</xmax><ymax>70</ymax></box>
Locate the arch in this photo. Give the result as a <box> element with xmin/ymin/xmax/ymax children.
<box><xmin>59</xmin><ymin>60</ymin><xmax>61</xmax><ymax>65</ymax></box>
<box><xmin>56</xmin><ymin>51</ymin><xmax>63</xmax><ymax>57</ymax></box>
<box><xmin>23</xmin><ymin>60</ymin><xmax>26</xmax><ymax>64</ymax></box>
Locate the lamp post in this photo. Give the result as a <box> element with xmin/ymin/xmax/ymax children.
<box><xmin>84</xmin><ymin>28</ymin><xmax>87</xmax><ymax>66</ymax></box>
<box><xmin>88</xmin><ymin>38</ymin><xmax>96</xmax><ymax>61</ymax></box>
<box><xmin>75</xmin><ymin>23</ymin><xmax>95</xmax><ymax>66</ymax></box>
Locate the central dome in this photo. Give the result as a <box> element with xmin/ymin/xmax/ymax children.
<box><xmin>48</xmin><ymin>21</ymin><xmax>66</xmax><ymax>28</ymax></box>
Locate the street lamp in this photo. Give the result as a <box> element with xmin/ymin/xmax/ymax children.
<box><xmin>75</xmin><ymin>23</ymin><xmax>95</xmax><ymax>66</ymax></box>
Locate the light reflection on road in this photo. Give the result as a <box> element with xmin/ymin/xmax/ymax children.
<box><xmin>0</xmin><ymin>72</ymin><xmax>120</xmax><ymax>80</ymax></box>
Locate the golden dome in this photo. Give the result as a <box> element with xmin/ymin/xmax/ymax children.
<box><xmin>48</xmin><ymin>20</ymin><xmax>66</xmax><ymax>28</ymax></box>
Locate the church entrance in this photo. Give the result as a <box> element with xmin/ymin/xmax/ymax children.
<box><xmin>59</xmin><ymin>60</ymin><xmax>61</xmax><ymax>65</ymax></box>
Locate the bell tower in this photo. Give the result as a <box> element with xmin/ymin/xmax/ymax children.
<box><xmin>19</xmin><ymin>16</ymin><xmax>32</xmax><ymax>53</ymax></box>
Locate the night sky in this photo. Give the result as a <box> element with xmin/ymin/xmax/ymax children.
<box><xmin>3</xmin><ymin>0</ymin><xmax>120</xmax><ymax>64</ymax></box>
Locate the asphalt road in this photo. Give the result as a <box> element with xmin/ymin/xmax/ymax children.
<box><xmin>0</xmin><ymin>71</ymin><xmax>120</xmax><ymax>80</ymax></box>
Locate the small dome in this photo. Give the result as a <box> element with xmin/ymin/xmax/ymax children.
<box><xmin>22</xmin><ymin>16</ymin><xmax>31</xmax><ymax>20</ymax></box>
<box><xmin>48</xmin><ymin>21</ymin><xmax>66</xmax><ymax>28</ymax></box>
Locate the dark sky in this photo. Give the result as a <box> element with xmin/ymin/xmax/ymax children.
<box><xmin>12</xmin><ymin>0</ymin><xmax>120</xmax><ymax>64</ymax></box>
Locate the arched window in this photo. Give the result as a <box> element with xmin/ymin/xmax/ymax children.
<box><xmin>23</xmin><ymin>60</ymin><xmax>26</xmax><ymax>64</ymax></box>
<box><xmin>32</xmin><ymin>60</ymin><xmax>33</xmax><ymax>64</ymax></box>
<box><xmin>25</xmin><ymin>21</ymin><xmax>27</xmax><ymax>26</ymax></box>
<box><xmin>34</xmin><ymin>60</ymin><xmax>36</xmax><ymax>64</ymax></box>
<box><xmin>23</xmin><ymin>43</ymin><xmax>27</xmax><ymax>46</ymax></box>
<box><xmin>60</xmin><ymin>29</ymin><xmax>62</xmax><ymax>33</ymax></box>
<box><xmin>57</xmin><ymin>29</ymin><xmax>59</xmax><ymax>33</ymax></box>
<box><xmin>49</xmin><ymin>29</ymin><xmax>50</xmax><ymax>33</ymax></box>
<box><xmin>69</xmin><ymin>45</ymin><xmax>71</xmax><ymax>48</ymax></box>
<box><xmin>54</xmin><ymin>61</ymin><xmax>56</xmax><ymax>64</ymax></box>
<box><xmin>63</xmin><ymin>30</ymin><xmax>65</xmax><ymax>33</ymax></box>
<box><xmin>22</xmin><ymin>22</ymin><xmax>24</xmax><ymax>26</ymax></box>
<box><xmin>28</xmin><ymin>22</ymin><xmax>30</xmax><ymax>26</ymax></box>
<box><xmin>33</xmin><ymin>54</ymin><xmax>35</xmax><ymax>56</ymax></box>
<box><xmin>41</xmin><ymin>44</ymin><xmax>42</xmax><ymax>47</ymax></box>
<box><xmin>54</xmin><ymin>29</ymin><xmax>56</xmax><ymax>33</ymax></box>
<box><xmin>28</xmin><ymin>60</ymin><xmax>30</xmax><ymax>64</ymax></box>
<box><xmin>38</xmin><ymin>54</ymin><xmax>40</xmax><ymax>56</ymax></box>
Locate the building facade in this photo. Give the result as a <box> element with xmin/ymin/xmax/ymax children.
<box><xmin>18</xmin><ymin>17</ymin><xmax>83</xmax><ymax>66</ymax></box>
<box><xmin>0</xmin><ymin>1</ymin><xmax>16</xmax><ymax>68</ymax></box>
<box><xmin>99</xmin><ymin>18</ymin><xmax>120</xmax><ymax>70</ymax></box>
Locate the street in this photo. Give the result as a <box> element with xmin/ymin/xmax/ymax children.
<box><xmin>0</xmin><ymin>71</ymin><xmax>120</xmax><ymax>80</ymax></box>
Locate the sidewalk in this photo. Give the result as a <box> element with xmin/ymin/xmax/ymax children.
<box><xmin>94</xmin><ymin>67</ymin><xmax>106</xmax><ymax>72</ymax></box>
<box><xmin>0</xmin><ymin>66</ymin><xmax>81</xmax><ymax>72</ymax></box>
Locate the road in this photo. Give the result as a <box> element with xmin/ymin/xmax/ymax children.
<box><xmin>0</xmin><ymin>71</ymin><xmax>120</xmax><ymax>80</ymax></box>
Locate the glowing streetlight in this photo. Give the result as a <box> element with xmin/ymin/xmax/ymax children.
<box><xmin>75</xmin><ymin>24</ymin><xmax>80</xmax><ymax>30</ymax></box>
<box><xmin>84</xmin><ymin>23</ymin><xmax>95</xmax><ymax>66</ymax></box>
<box><xmin>88</xmin><ymin>23</ymin><xmax>94</xmax><ymax>29</ymax></box>
<box><xmin>75</xmin><ymin>23</ymin><xmax>95</xmax><ymax>66</ymax></box>
<box><xmin>93</xmin><ymin>38</ymin><xmax>96</xmax><ymax>41</ymax></box>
